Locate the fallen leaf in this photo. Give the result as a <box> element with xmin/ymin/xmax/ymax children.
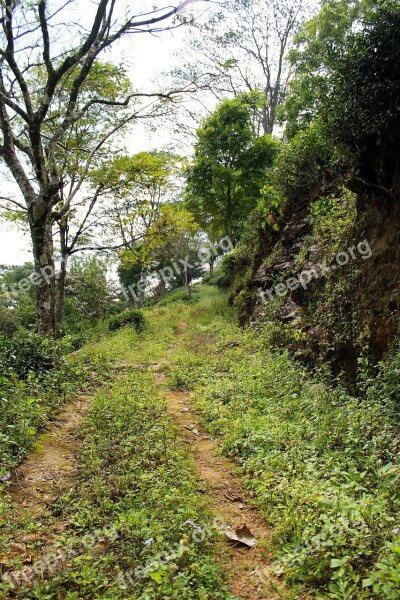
<box><xmin>225</xmin><ymin>524</ymin><xmax>256</xmax><ymax>548</ymax></box>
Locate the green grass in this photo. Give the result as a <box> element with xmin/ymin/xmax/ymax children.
<box><xmin>2</xmin><ymin>285</ymin><xmax>400</xmax><ymax>599</ymax></box>
<box><xmin>0</xmin><ymin>297</ymin><xmax>231</xmax><ymax>599</ymax></box>
<box><xmin>156</xmin><ymin>286</ymin><xmax>201</xmax><ymax>307</ymax></box>
<box><xmin>0</xmin><ymin>336</ymin><xmax>112</xmax><ymax>482</ymax></box>
<box><xmin>166</xmin><ymin>286</ymin><xmax>400</xmax><ymax>599</ymax></box>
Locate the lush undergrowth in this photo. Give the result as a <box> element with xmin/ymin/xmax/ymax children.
<box><xmin>0</xmin><ymin>333</ymin><xmax>112</xmax><ymax>482</ymax></box>
<box><xmin>167</xmin><ymin>286</ymin><xmax>400</xmax><ymax>599</ymax></box>
<box><xmin>2</xmin><ymin>285</ymin><xmax>400</xmax><ymax>598</ymax></box>
<box><xmin>0</xmin><ymin>297</ymin><xmax>230</xmax><ymax>599</ymax></box>
<box><xmin>156</xmin><ymin>287</ymin><xmax>201</xmax><ymax>307</ymax></box>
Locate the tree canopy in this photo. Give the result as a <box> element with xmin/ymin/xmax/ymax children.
<box><xmin>186</xmin><ymin>95</ymin><xmax>279</xmax><ymax>243</ymax></box>
<box><xmin>0</xmin><ymin>0</ymin><xmax>197</xmax><ymax>335</ymax></box>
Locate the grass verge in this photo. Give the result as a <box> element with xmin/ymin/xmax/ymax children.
<box><xmin>0</xmin><ymin>335</ymin><xmax>112</xmax><ymax>482</ymax></box>
<box><xmin>0</xmin><ymin>299</ymin><xmax>231</xmax><ymax>599</ymax></box>
<box><xmin>167</xmin><ymin>285</ymin><xmax>400</xmax><ymax>599</ymax></box>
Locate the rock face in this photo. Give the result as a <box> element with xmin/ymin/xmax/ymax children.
<box><xmin>245</xmin><ymin>197</ymin><xmax>400</xmax><ymax>383</ymax></box>
<box><xmin>252</xmin><ymin>208</ymin><xmax>313</xmax><ymax>331</ymax></box>
<box><xmin>253</xmin><ymin>211</ymin><xmax>310</xmax><ymax>288</ymax></box>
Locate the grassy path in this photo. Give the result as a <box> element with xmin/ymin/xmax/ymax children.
<box><xmin>154</xmin><ymin>366</ymin><xmax>283</xmax><ymax>600</ymax></box>
<box><xmin>8</xmin><ymin>394</ymin><xmax>93</xmax><ymax>517</ymax></box>
<box><xmin>0</xmin><ymin>286</ymin><xmax>278</xmax><ymax>599</ymax></box>
<box><xmin>2</xmin><ymin>284</ymin><xmax>396</xmax><ymax>599</ymax></box>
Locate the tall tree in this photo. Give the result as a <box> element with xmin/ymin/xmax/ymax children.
<box><xmin>142</xmin><ymin>204</ymin><xmax>200</xmax><ymax>296</ymax></box>
<box><xmin>173</xmin><ymin>0</ymin><xmax>308</xmax><ymax>134</ymax></box>
<box><xmin>0</xmin><ymin>0</ymin><xmax>198</xmax><ymax>335</ymax></box>
<box><xmin>92</xmin><ymin>151</ymin><xmax>183</xmax><ymax>304</ymax></box>
<box><xmin>280</xmin><ymin>0</ymin><xmax>374</xmax><ymax>137</ymax></box>
<box><xmin>97</xmin><ymin>151</ymin><xmax>183</xmax><ymax>248</ymax></box>
<box><xmin>186</xmin><ymin>95</ymin><xmax>279</xmax><ymax>244</ymax></box>
<box><xmin>329</xmin><ymin>3</ymin><xmax>400</xmax><ymax>203</ymax></box>
<box><xmin>64</xmin><ymin>255</ymin><xmax>113</xmax><ymax>325</ymax></box>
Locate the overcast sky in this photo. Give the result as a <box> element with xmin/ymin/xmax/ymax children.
<box><xmin>0</xmin><ymin>0</ymin><xmax>213</xmax><ymax>265</ymax></box>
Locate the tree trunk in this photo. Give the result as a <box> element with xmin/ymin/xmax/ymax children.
<box><xmin>260</xmin><ymin>84</ymin><xmax>273</xmax><ymax>135</ymax></box>
<box><xmin>226</xmin><ymin>181</ymin><xmax>235</xmax><ymax>247</ymax></box>
<box><xmin>30</xmin><ymin>213</ymin><xmax>56</xmax><ymax>336</ymax></box>
<box><xmin>53</xmin><ymin>221</ymin><xmax>67</xmax><ymax>338</ymax></box>
<box><xmin>154</xmin><ymin>277</ymin><xmax>166</xmax><ymax>300</ymax></box>
<box><xmin>181</xmin><ymin>266</ymin><xmax>191</xmax><ymax>297</ymax></box>
<box><xmin>54</xmin><ymin>221</ymin><xmax>69</xmax><ymax>338</ymax></box>
<box><xmin>54</xmin><ymin>262</ymin><xmax>67</xmax><ymax>339</ymax></box>
<box><xmin>262</xmin><ymin>101</ymin><xmax>273</xmax><ymax>135</ymax></box>
<box><xmin>139</xmin><ymin>270</ymin><xmax>147</xmax><ymax>307</ymax></box>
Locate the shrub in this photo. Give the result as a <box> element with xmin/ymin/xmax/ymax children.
<box><xmin>272</xmin><ymin>120</ymin><xmax>345</xmax><ymax>215</ymax></box>
<box><xmin>0</xmin><ymin>332</ymin><xmax>68</xmax><ymax>380</ymax></box>
<box><xmin>64</xmin><ymin>332</ymin><xmax>87</xmax><ymax>351</ymax></box>
<box><xmin>332</xmin><ymin>6</ymin><xmax>400</xmax><ymax>157</ymax></box>
<box><xmin>203</xmin><ymin>258</ymin><xmax>234</xmax><ymax>290</ymax></box>
<box><xmin>0</xmin><ymin>309</ymin><xmax>19</xmax><ymax>338</ymax></box>
<box><xmin>157</xmin><ymin>287</ymin><xmax>200</xmax><ymax>306</ymax></box>
<box><xmin>108</xmin><ymin>308</ymin><xmax>147</xmax><ymax>332</ymax></box>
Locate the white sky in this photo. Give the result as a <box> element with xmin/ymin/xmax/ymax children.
<box><xmin>0</xmin><ymin>0</ymin><xmax>213</xmax><ymax>265</ymax></box>
<box><xmin>0</xmin><ymin>0</ymin><xmax>319</xmax><ymax>266</ymax></box>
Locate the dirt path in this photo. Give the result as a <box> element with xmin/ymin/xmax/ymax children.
<box><xmin>9</xmin><ymin>394</ymin><xmax>93</xmax><ymax>517</ymax></box>
<box><xmin>3</xmin><ymin>326</ymin><xmax>284</xmax><ymax>598</ymax></box>
<box><xmin>0</xmin><ymin>393</ymin><xmax>97</xmax><ymax>586</ymax></box>
<box><xmin>154</xmin><ymin>368</ymin><xmax>285</xmax><ymax>600</ymax></box>
<box><xmin>7</xmin><ymin>360</ymin><xmax>130</xmax><ymax>518</ymax></box>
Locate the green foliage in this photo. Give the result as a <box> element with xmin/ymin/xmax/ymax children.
<box><xmin>156</xmin><ymin>287</ymin><xmax>200</xmax><ymax>306</ymax></box>
<box><xmin>186</xmin><ymin>94</ymin><xmax>279</xmax><ymax>242</ymax></box>
<box><xmin>140</xmin><ymin>204</ymin><xmax>199</xmax><ymax>267</ymax></box>
<box><xmin>0</xmin><ymin>337</ymin><xmax>111</xmax><ymax>479</ymax></box>
<box><xmin>258</xmin><ymin>183</ymin><xmax>282</xmax><ymax>231</ymax></box>
<box><xmin>108</xmin><ymin>308</ymin><xmax>147</xmax><ymax>332</ymax></box>
<box><xmin>93</xmin><ymin>151</ymin><xmax>185</xmax><ymax>286</ymax></box>
<box><xmin>309</xmin><ymin>188</ymin><xmax>358</xmax><ymax>259</ymax></box>
<box><xmin>0</xmin><ymin>333</ymin><xmax>68</xmax><ymax>380</ymax></box>
<box><xmin>0</xmin><ymin>309</ymin><xmax>19</xmax><ymax>337</ymax></box>
<box><xmin>272</xmin><ymin>120</ymin><xmax>345</xmax><ymax>216</ymax></box>
<box><xmin>117</xmin><ymin>261</ymin><xmax>143</xmax><ymax>302</ymax></box>
<box><xmin>91</xmin><ymin>150</ymin><xmax>180</xmax><ymax>198</ymax></box>
<box><xmin>165</xmin><ymin>287</ymin><xmax>400</xmax><ymax>598</ymax></box>
<box><xmin>280</xmin><ymin>0</ymin><xmax>373</xmax><ymax>137</ymax></box>
<box><xmin>362</xmin><ymin>540</ymin><xmax>400</xmax><ymax>599</ymax></box>
<box><xmin>63</xmin><ymin>256</ymin><xmax>115</xmax><ymax>328</ymax></box>
<box><xmin>40</xmin><ymin>60</ymin><xmax>133</xmax><ymax>177</ymax></box>
<box><xmin>207</xmin><ymin>209</ymin><xmax>268</xmax><ymax>322</ymax></box>
<box><xmin>278</xmin><ymin>1</ymin><xmax>400</xmax><ymax>207</ymax></box>
<box><xmin>202</xmin><ymin>263</ymin><xmax>232</xmax><ymax>289</ymax></box>
<box><xmin>329</xmin><ymin>3</ymin><xmax>400</xmax><ymax>196</ymax></box>
<box><xmin>332</xmin><ymin>4</ymin><xmax>400</xmax><ymax>143</ymax></box>
<box><xmin>0</xmin><ymin>263</ymin><xmax>36</xmax><ymax>331</ymax></box>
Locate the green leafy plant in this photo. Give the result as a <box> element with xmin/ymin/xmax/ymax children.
<box><xmin>108</xmin><ymin>309</ymin><xmax>147</xmax><ymax>332</ymax></box>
